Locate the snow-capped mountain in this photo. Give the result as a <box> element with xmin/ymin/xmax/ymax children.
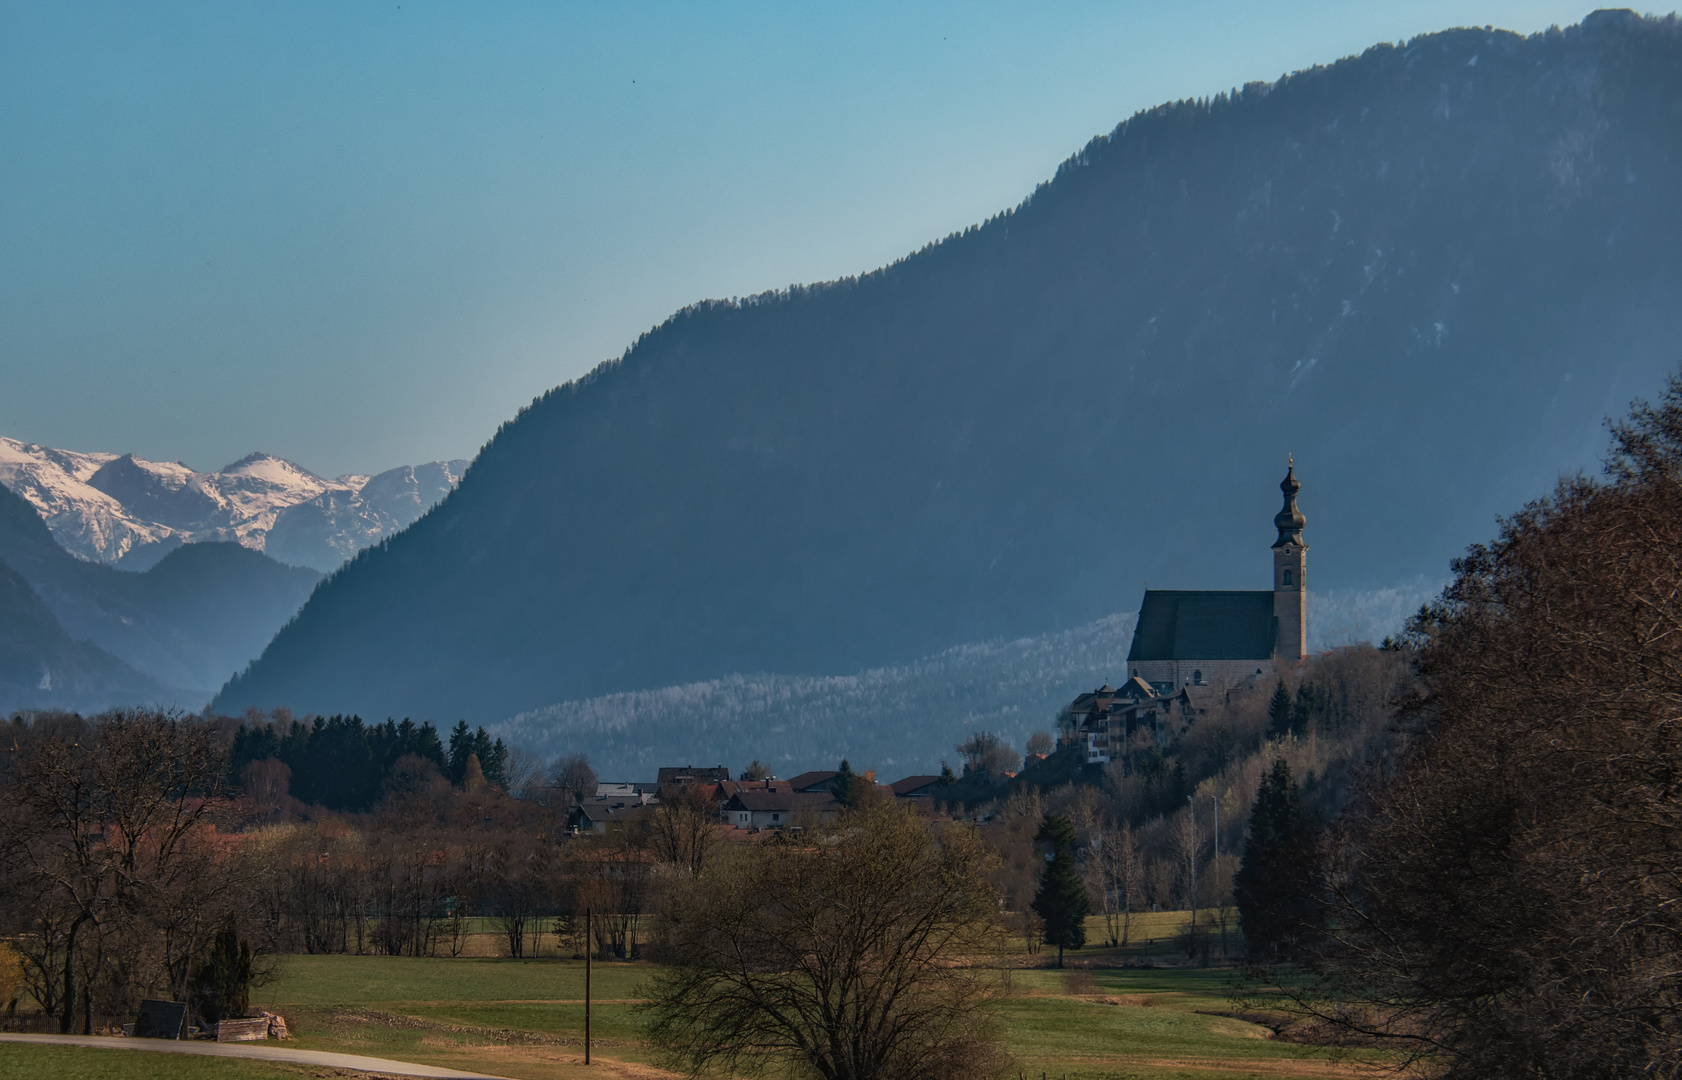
<box><xmin>0</xmin><ymin>437</ymin><xmax>467</xmax><ymax>572</ymax></box>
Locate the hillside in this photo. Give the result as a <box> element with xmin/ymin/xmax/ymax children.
<box><xmin>0</xmin><ymin>556</ymin><xmax>167</xmax><ymax>713</ymax></box>
<box><xmin>218</xmin><ymin>13</ymin><xmax>1682</xmax><ymax>725</ymax></box>
<box><xmin>0</xmin><ymin>483</ymin><xmax>321</xmax><ymax>698</ymax></box>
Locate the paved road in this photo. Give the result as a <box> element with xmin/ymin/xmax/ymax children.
<box><xmin>0</xmin><ymin>1032</ymin><xmax>513</xmax><ymax>1079</ymax></box>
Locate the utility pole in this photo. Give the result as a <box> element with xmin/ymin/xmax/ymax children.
<box><xmin>584</xmin><ymin>908</ymin><xmax>592</xmax><ymax>1065</ymax></box>
<box><xmin>1186</xmin><ymin>795</ymin><xmax>1196</xmax><ymax>936</ymax></box>
<box><xmin>1212</xmin><ymin>792</ymin><xmax>1224</xmax><ymax>956</ymax></box>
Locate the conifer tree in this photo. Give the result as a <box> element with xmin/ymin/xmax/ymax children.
<box><xmin>830</xmin><ymin>759</ymin><xmax>859</xmax><ymax>807</ymax></box>
<box><xmin>1267</xmin><ymin>680</ymin><xmax>1294</xmax><ymax>739</ymax></box>
<box><xmin>1233</xmin><ymin>759</ymin><xmax>1320</xmax><ymax>960</ymax></box>
<box><xmin>1290</xmin><ymin>683</ymin><xmax>1318</xmax><ymax>736</ymax></box>
<box><xmin>1032</xmin><ymin>813</ymin><xmax>1090</xmax><ymax>967</ymax></box>
<box><xmin>447</xmin><ymin>721</ymin><xmax>472</xmax><ymax>785</ymax></box>
<box><xmin>191</xmin><ymin>923</ymin><xmax>253</xmax><ymax>1024</ymax></box>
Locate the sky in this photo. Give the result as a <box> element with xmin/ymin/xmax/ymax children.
<box><xmin>0</xmin><ymin>1</ymin><xmax>1597</xmax><ymax>477</ymax></box>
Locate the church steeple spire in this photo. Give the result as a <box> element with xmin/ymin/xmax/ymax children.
<box><xmin>1272</xmin><ymin>457</ymin><xmax>1306</xmax><ymax>549</ymax></box>
<box><xmin>1271</xmin><ymin>459</ymin><xmax>1307</xmax><ymax>661</ymax></box>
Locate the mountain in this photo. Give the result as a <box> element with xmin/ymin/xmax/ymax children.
<box><xmin>217</xmin><ymin>13</ymin><xmax>1682</xmax><ymax>727</ymax></box>
<box><xmin>0</xmin><ymin>483</ymin><xmax>322</xmax><ymax>698</ymax></box>
<box><xmin>0</xmin><ymin>437</ymin><xmax>467</xmax><ymax>572</ymax></box>
<box><xmin>265</xmin><ymin>461</ymin><xmax>470</xmax><ymax>572</ymax></box>
<box><xmin>0</xmin><ymin>555</ymin><xmax>167</xmax><ymax>714</ymax></box>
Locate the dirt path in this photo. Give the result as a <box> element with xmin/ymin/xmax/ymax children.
<box><xmin>0</xmin><ymin>1032</ymin><xmax>512</xmax><ymax>1079</ymax></box>
<box><xmin>1056</xmin><ymin>1054</ymin><xmax>1381</xmax><ymax>1078</ymax></box>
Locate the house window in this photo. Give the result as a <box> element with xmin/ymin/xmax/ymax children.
<box><xmin>772</xmin><ymin>813</ymin><xmax>781</xmax><ymax>822</ymax></box>
<box><xmin>1193</xmin><ymin>670</ymin><xmax>1203</xmax><ymax>685</ymax></box>
<box><xmin>1283</xmin><ymin>569</ymin><xmax>1293</xmax><ymax>585</ymax></box>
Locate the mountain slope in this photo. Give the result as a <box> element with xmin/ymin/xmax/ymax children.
<box><xmin>0</xmin><ymin>483</ymin><xmax>322</xmax><ymax>696</ymax></box>
<box><xmin>0</xmin><ymin>437</ymin><xmax>467</xmax><ymax>571</ymax></box>
<box><xmin>218</xmin><ymin>13</ymin><xmax>1682</xmax><ymax>724</ymax></box>
<box><xmin>0</xmin><ymin>556</ymin><xmax>167</xmax><ymax>714</ymax></box>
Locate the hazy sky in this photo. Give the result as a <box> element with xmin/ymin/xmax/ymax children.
<box><xmin>1</xmin><ymin>1</ymin><xmax>1593</xmax><ymax>477</ymax></box>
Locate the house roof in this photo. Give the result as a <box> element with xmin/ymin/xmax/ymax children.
<box><xmin>1127</xmin><ymin>590</ymin><xmax>1276</xmax><ymax>662</ymax></box>
<box><xmin>657</xmin><ymin>765</ymin><xmax>730</xmax><ymax>785</ymax></box>
<box><xmin>889</xmin><ymin>775</ymin><xmax>944</xmax><ymax>796</ymax></box>
<box><xmin>786</xmin><ymin>770</ymin><xmax>840</xmax><ymax>793</ymax></box>
<box><xmin>725</xmin><ymin>789</ymin><xmax>839</xmax><ymax>813</ymax></box>
<box><xmin>725</xmin><ymin>790</ymin><xmax>796</xmax><ymax>812</ymax></box>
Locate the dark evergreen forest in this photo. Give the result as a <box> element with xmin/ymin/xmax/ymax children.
<box><xmin>230</xmin><ymin>716</ymin><xmax>508</xmax><ymax>812</ymax></box>
<box><xmin>218</xmin><ymin>13</ymin><xmax>1682</xmax><ymax>724</ymax></box>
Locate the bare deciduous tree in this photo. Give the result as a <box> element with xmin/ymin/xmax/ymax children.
<box><xmin>1298</xmin><ymin>376</ymin><xmax>1682</xmax><ymax>1076</ymax></box>
<box><xmin>648</xmin><ymin>782</ymin><xmax>722</xmax><ymax>879</ymax></box>
<box><xmin>645</xmin><ymin>802</ymin><xmax>1010</xmax><ymax>1080</ymax></box>
<box><xmin>0</xmin><ymin>710</ymin><xmax>238</xmax><ymax>1032</ymax></box>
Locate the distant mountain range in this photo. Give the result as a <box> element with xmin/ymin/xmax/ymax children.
<box><xmin>0</xmin><ymin>480</ymin><xmax>322</xmax><ymax>706</ymax></box>
<box><xmin>0</xmin><ymin>555</ymin><xmax>164</xmax><ymax>713</ymax></box>
<box><xmin>0</xmin><ymin>437</ymin><xmax>467</xmax><ymax>572</ymax></box>
<box><xmin>214</xmin><ymin>12</ymin><xmax>1682</xmax><ymax>728</ymax></box>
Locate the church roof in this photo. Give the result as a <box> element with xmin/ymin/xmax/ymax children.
<box><xmin>1127</xmin><ymin>590</ymin><xmax>1276</xmax><ymax>662</ymax></box>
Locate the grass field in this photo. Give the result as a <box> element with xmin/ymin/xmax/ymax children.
<box><xmin>4</xmin><ymin>911</ymin><xmax>1369</xmax><ymax>1080</ymax></box>
<box><xmin>0</xmin><ymin>1043</ymin><xmax>374</xmax><ymax>1080</ymax></box>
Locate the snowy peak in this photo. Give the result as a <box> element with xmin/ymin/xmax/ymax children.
<box><xmin>0</xmin><ymin>436</ymin><xmax>468</xmax><ymax>572</ymax></box>
<box><xmin>266</xmin><ymin>458</ymin><xmax>470</xmax><ymax>571</ymax></box>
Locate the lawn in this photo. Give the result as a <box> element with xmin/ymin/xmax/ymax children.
<box><xmin>2</xmin><ymin>911</ymin><xmax>1367</xmax><ymax>1080</ymax></box>
<box><xmin>0</xmin><ymin>1043</ymin><xmax>358</xmax><ymax>1080</ymax></box>
<box><xmin>233</xmin><ymin>912</ymin><xmax>1370</xmax><ymax>1080</ymax></box>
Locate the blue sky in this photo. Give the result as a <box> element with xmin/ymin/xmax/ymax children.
<box><xmin>0</xmin><ymin>1</ymin><xmax>1594</xmax><ymax>476</ymax></box>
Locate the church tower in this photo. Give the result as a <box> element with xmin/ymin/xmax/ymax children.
<box><xmin>1271</xmin><ymin>461</ymin><xmax>1307</xmax><ymax>662</ymax></box>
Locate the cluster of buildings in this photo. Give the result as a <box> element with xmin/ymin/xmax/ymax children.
<box><xmin>571</xmin><ymin>466</ymin><xmax>1312</xmax><ymax>823</ymax></box>
<box><xmin>570</xmin><ymin>764</ymin><xmax>953</xmax><ymax>834</ymax></box>
<box><xmin>1069</xmin><ymin>464</ymin><xmax>1310</xmax><ymax>766</ymax></box>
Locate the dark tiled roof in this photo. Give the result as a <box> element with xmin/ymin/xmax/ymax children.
<box><xmin>657</xmin><ymin>765</ymin><xmax>731</xmax><ymax>784</ymax></box>
<box><xmin>1127</xmin><ymin>590</ymin><xmax>1276</xmax><ymax>662</ymax></box>
<box><xmin>889</xmin><ymin>775</ymin><xmax>944</xmax><ymax>796</ymax></box>
<box><xmin>786</xmin><ymin>770</ymin><xmax>840</xmax><ymax>793</ymax></box>
<box><xmin>717</xmin><ymin>779</ymin><xmax>791</xmax><ymax>800</ymax></box>
<box><xmin>725</xmin><ymin>790</ymin><xmax>796</xmax><ymax>812</ymax></box>
<box><xmin>725</xmin><ymin>789</ymin><xmax>838</xmax><ymax>812</ymax></box>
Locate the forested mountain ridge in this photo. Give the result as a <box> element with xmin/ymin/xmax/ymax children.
<box><xmin>0</xmin><ymin>555</ymin><xmax>167</xmax><ymax>713</ymax></box>
<box><xmin>218</xmin><ymin>12</ymin><xmax>1682</xmax><ymax>725</ymax></box>
<box><xmin>0</xmin><ymin>483</ymin><xmax>321</xmax><ymax>699</ymax></box>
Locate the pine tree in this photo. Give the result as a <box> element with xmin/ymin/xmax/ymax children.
<box><xmin>191</xmin><ymin>923</ymin><xmax>253</xmax><ymax>1024</ymax></box>
<box><xmin>1233</xmin><ymin>759</ymin><xmax>1321</xmax><ymax>960</ymax></box>
<box><xmin>1032</xmin><ymin>813</ymin><xmax>1090</xmax><ymax>967</ymax></box>
<box><xmin>469</xmin><ymin>727</ymin><xmax>508</xmax><ymax>788</ymax></box>
<box><xmin>447</xmin><ymin>721</ymin><xmax>472</xmax><ymax>786</ymax></box>
<box><xmin>830</xmin><ymin>759</ymin><xmax>859</xmax><ymax>807</ymax></box>
<box><xmin>1266</xmin><ymin>680</ymin><xmax>1294</xmax><ymax>739</ymax></box>
<box><xmin>1290</xmin><ymin>683</ymin><xmax>1318</xmax><ymax>736</ymax></box>
<box><xmin>938</xmin><ymin>762</ymin><xmax>958</xmax><ymax>786</ymax></box>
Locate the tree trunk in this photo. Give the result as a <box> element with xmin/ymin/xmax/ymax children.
<box><xmin>58</xmin><ymin>922</ymin><xmax>78</xmax><ymax>1035</ymax></box>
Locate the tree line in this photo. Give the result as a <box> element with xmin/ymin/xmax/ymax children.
<box><xmin>230</xmin><ymin>712</ymin><xmax>509</xmax><ymax>813</ymax></box>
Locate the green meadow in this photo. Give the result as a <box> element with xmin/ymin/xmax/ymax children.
<box><xmin>4</xmin><ymin>912</ymin><xmax>1368</xmax><ymax>1080</ymax></box>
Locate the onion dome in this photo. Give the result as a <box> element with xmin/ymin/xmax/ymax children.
<box><xmin>1272</xmin><ymin>459</ymin><xmax>1306</xmax><ymax>548</ymax></box>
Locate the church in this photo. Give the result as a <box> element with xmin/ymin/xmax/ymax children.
<box><xmin>1125</xmin><ymin>462</ymin><xmax>1308</xmax><ymax>693</ymax></box>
